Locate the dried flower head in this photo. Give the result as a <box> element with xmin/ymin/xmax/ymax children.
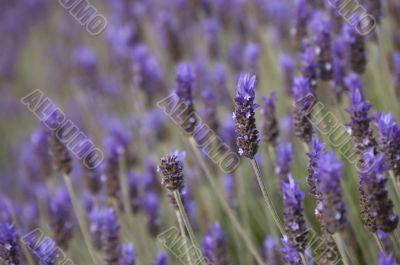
<box><xmin>158</xmin><ymin>150</ymin><xmax>185</xmax><ymax>191</ymax></box>
<box><xmin>0</xmin><ymin>223</ymin><xmax>19</xmax><ymax>265</ymax></box>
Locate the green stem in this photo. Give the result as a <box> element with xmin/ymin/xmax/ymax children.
<box><xmin>175</xmin><ymin>210</ymin><xmax>194</xmax><ymax>265</ymax></box>
<box><xmin>333</xmin><ymin>232</ymin><xmax>352</xmax><ymax>265</ymax></box>
<box><xmin>250</xmin><ymin>158</ymin><xmax>284</xmax><ymax>235</ymax></box>
<box><xmin>173</xmin><ymin>190</ymin><xmax>203</xmax><ymax>264</ymax></box>
<box><xmin>188</xmin><ymin>137</ymin><xmax>264</xmax><ymax>265</ymax></box>
<box><xmin>63</xmin><ymin>173</ymin><xmax>99</xmax><ymax>265</ymax></box>
<box><xmin>300</xmin><ymin>252</ymin><xmax>308</xmax><ymax>265</ymax></box>
<box><xmin>373</xmin><ymin>233</ymin><xmax>386</xmax><ymax>255</ymax></box>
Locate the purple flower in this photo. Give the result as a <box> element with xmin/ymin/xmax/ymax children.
<box><xmin>202</xmin><ymin>87</ymin><xmax>219</xmax><ymax>133</ymax></box>
<box><xmin>311</xmin><ymin>13</ymin><xmax>333</xmax><ymax>81</ymax></box>
<box><xmin>104</xmin><ymin>136</ymin><xmax>121</xmax><ymax>201</ymax></box>
<box><xmin>233</xmin><ymin>73</ymin><xmax>260</xmax><ymax>158</ymax></box>
<box><xmin>343</xmin><ymin>25</ymin><xmax>366</xmax><ymax>74</ymax></box>
<box><xmin>119</xmin><ymin>243</ymin><xmax>135</xmax><ymax>265</ymax></box>
<box><xmin>202</xmin><ymin>222</ymin><xmax>229</xmax><ymax>265</ymax></box>
<box><xmin>316</xmin><ymin>151</ymin><xmax>347</xmax><ymax>234</ymax></box>
<box><xmin>100</xmin><ymin>208</ymin><xmax>121</xmax><ymax>265</ymax></box>
<box><xmin>280</xmin><ymin>53</ymin><xmax>295</xmax><ymax>95</ymax></box>
<box><xmin>275</xmin><ymin>142</ymin><xmax>293</xmax><ymax>183</ymax></box>
<box><xmin>306</xmin><ymin>135</ymin><xmax>325</xmax><ymax>198</ymax></box>
<box><xmin>32</xmin><ymin>237</ymin><xmax>58</xmax><ymax>265</ymax></box>
<box><xmin>375</xmin><ymin>112</ymin><xmax>400</xmax><ymax>177</ymax></box>
<box><xmin>378</xmin><ymin>252</ymin><xmax>398</xmax><ymax>265</ymax></box>
<box><xmin>291</xmin><ymin>0</ymin><xmax>312</xmax><ymax>49</ymax></box>
<box><xmin>260</xmin><ymin>92</ymin><xmax>279</xmax><ymax>146</ymax></box>
<box><xmin>144</xmin><ymin>192</ymin><xmax>161</xmax><ymax>237</ymax></box>
<box><xmin>391</xmin><ymin>52</ymin><xmax>400</xmax><ymax>97</ymax></box>
<box><xmin>0</xmin><ymin>223</ymin><xmax>20</xmax><ymax>265</ymax></box>
<box><xmin>158</xmin><ymin>150</ymin><xmax>186</xmax><ymax>191</ymax></box>
<box><xmin>300</xmin><ymin>45</ymin><xmax>318</xmax><ymax>92</ymax></box>
<box><xmin>359</xmin><ymin>149</ymin><xmax>398</xmax><ymax>233</ymax></box>
<box><xmin>48</xmin><ymin>188</ymin><xmax>73</xmax><ymax>249</ymax></box>
<box><xmin>89</xmin><ymin>209</ymin><xmax>102</xmax><ymax>251</ymax></box>
<box><xmin>263</xmin><ymin>235</ymin><xmax>282</xmax><ymax>265</ymax></box>
<box><xmin>128</xmin><ymin>171</ymin><xmax>141</xmax><ymax>214</ymax></box>
<box><xmin>280</xmin><ymin>239</ymin><xmax>302</xmax><ymax>265</ymax></box>
<box><xmin>153</xmin><ymin>252</ymin><xmax>169</xmax><ymax>265</ymax></box>
<box><xmin>30</xmin><ymin>128</ymin><xmax>52</xmax><ymax>180</ymax></box>
<box><xmin>292</xmin><ymin>76</ymin><xmax>315</xmax><ymax>143</ymax></box>
<box><xmin>281</xmin><ymin>176</ymin><xmax>308</xmax><ymax>252</ymax></box>
<box><xmin>244</xmin><ymin>42</ymin><xmax>260</xmax><ymax>74</ymax></box>
<box><xmin>223</xmin><ymin>175</ymin><xmax>237</xmax><ymax>208</ymax></box>
<box><xmin>203</xmin><ymin>18</ymin><xmax>220</xmax><ymax>59</ymax></box>
<box><xmin>331</xmin><ymin>38</ymin><xmax>347</xmax><ymax>101</ymax></box>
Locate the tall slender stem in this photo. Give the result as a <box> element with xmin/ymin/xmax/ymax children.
<box><xmin>175</xmin><ymin>210</ymin><xmax>194</xmax><ymax>265</ymax></box>
<box><xmin>173</xmin><ymin>190</ymin><xmax>203</xmax><ymax>264</ymax></box>
<box><xmin>300</xmin><ymin>252</ymin><xmax>308</xmax><ymax>265</ymax></box>
<box><xmin>63</xmin><ymin>173</ymin><xmax>98</xmax><ymax>265</ymax></box>
<box><xmin>389</xmin><ymin>171</ymin><xmax>400</xmax><ymax>204</ymax></box>
<box><xmin>250</xmin><ymin>158</ymin><xmax>284</xmax><ymax>235</ymax></box>
<box><xmin>188</xmin><ymin>137</ymin><xmax>264</xmax><ymax>265</ymax></box>
<box><xmin>333</xmin><ymin>232</ymin><xmax>352</xmax><ymax>265</ymax></box>
<box><xmin>373</xmin><ymin>233</ymin><xmax>386</xmax><ymax>254</ymax></box>
<box><xmin>118</xmin><ymin>150</ymin><xmax>132</xmax><ymax>216</ymax></box>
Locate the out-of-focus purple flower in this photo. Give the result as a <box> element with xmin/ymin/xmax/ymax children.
<box><xmin>174</xmin><ymin>62</ymin><xmax>197</xmax><ymax>135</ymax></box>
<box><xmin>30</xmin><ymin>128</ymin><xmax>52</xmax><ymax>180</ymax></box>
<box><xmin>119</xmin><ymin>243</ymin><xmax>135</xmax><ymax>265</ymax></box>
<box><xmin>280</xmin><ymin>239</ymin><xmax>302</xmax><ymax>265</ymax></box>
<box><xmin>233</xmin><ymin>73</ymin><xmax>260</xmax><ymax>158</ymax></box>
<box><xmin>202</xmin><ymin>87</ymin><xmax>219</xmax><ymax>134</ymax></box>
<box><xmin>202</xmin><ymin>222</ymin><xmax>229</xmax><ymax>265</ymax></box>
<box><xmin>375</xmin><ymin>112</ymin><xmax>400</xmax><ymax>177</ymax></box>
<box><xmin>48</xmin><ymin>188</ymin><xmax>73</xmax><ymax>249</ymax></box>
<box><xmin>153</xmin><ymin>252</ymin><xmax>169</xmax><ymax>265</ymax></box>
<box><xmin>366</xmin><ymin>0</ymin><xmax>382</xmax><ymax>24</ymax></box>
<box><xmin>31</xmin><ymin>237</ymin><xmax>58</xmax><ymax>265</ymax></box>
<box><xmin>128</xmin><ymin>171</ymin><xmax>141</xmax><ymax>214</ymax></box>
<box><xmin>260</xmin><ymin>92</ymin><xmax>279</xmax><ymax>146</ymax></box>
<box><xmin>0</xmin><ymin>223</ymin><xmax>20</xmax><ymax>265</ymax></box>
<box><xmin>263</xmin><ymin>235</ymin><xmax>282</xmax><ymax>265</ymax></box>
<box><xmin>89</xmin><ymin>209</ymin><xmax>102</xmax><ymax>251</ymax></box>
<box><xmin>391</xmin><ymin>52</ymin><xmax>400</xmax><ymax>97</ymax></box>
<box><xmin>332</xmin><ymin>37</ymin><xmax>348</xmax><ymax>101</ymax></box>
<box><xmin>100</xmin><ymin>208</ymin><xmax>121</xmax><ymax>265</ymax></box>
<box><xmin>280</xmin><ymin>114</ymin><xmax>293</xmax><ymax>141</ymax></box>
<box><xmin>359</xmin><ymin>149</ymin><xmax>398</xmax><ymax>233</ymax></box>
<box><xmin>156</xmin><ymin>11</ymin><xmax>182</xmax><ymax>61</ymax></box>
<box><xmin>292</xmin><ymin>76</ymin><xmax>315</xmax><ymax>143</ymax></box>
<box><xmin>306</xmin><ymin>136</ymin><xmax>325</xmax><ymax>198</ymax></box>
<box><xmin>228</xmin><ymin>42</ymin><xmax>243</xmax><ymax>74</ymax></box>
<box><xmin>223</xmin><ymin>174</ymin><xmax>237</xmax><ymax>208</ymax></box>
<box><xmin>345</xmin><ymin>74</ymin><xmax>375</xmax><ymax>152</ymax></box>
<box><xmin>316</xmin><ymin>151</ymin><xmax>347</xmax><ymax>234</ymax></box>
<box><xmin>275</xmin><ymin>142</ymin><xmax>293</xmax><ymax>183</ymax></box>
<box><xmin>291</xmin><ymin>0</ymin><xmax>312</xmax><ymax>50</ymax></box>
<box><xmin>144</xmin><ymin>192</ymin><xmax>161</xmax><ymax>237</ymax></box>
<box><xmin>104</xmin><ymin>136</ymin><xmax>121</xmax><ymax>201</ymax></box>
<box><xmin>211</xmin><ymin>63</ymin><xmax>231</xmax><ymax>105</ymax></box>
<box><xmin>327</xmin><ymin>2</ymin><xmax>343</xmax><ymax>34</ymax></box>
<box><xmin>203</xmin><ymin>18</ymin><xmax>220</xmax><ymax>59</ymax></box>
<box><xmin>143</xmin><ymin>157</ymin><xmax>161</xmax><ymax>193</ymax></box>
<box><xmin>343</xmin><ymin>25</ymin><xmax>366</xmax><ymax>74</ymax></box>
<box><xmin>311</xmin><ymin>13</ymin><xmax>333</xmax><ymax>81</ymax></box>
<box><xmin>378</xmin><ymin>251</ymin><xmax>398</xmax><ymax>265</ymax></box>
<box><xmin>300</xmin><ymin>45</ymin><xmax>318</xmax><ymax>92</ymax></box>
<box><xmin>281</xmin><ymin>176</ymin><xmax>308</xmax><ymax>252</ymax></box>
<box><xmin>280</xmin><ymin>53</ymin><xmax>295</xmax><ymax>95</ymax></box>
<box><xmin>244</xmin><ymin>42</ymin><xmax>260</xmax><ymax>75</ymax></box>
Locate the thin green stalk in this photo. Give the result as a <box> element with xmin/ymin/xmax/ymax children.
<box><xmin>63</xmin><ymin>173</ymin><xmax>99</xmax><ymax>265</ymax></box>
<box><xmin>300</xmin><ymin>252</ymin><xmax>308</xmax><ymax>265</ymax></box>
<box><xmin>389</xmin><ymin>171</ymin><xmax>400</xmax><ymax>204</ymax></box>
<box><xmin>188</xmin><ymin>137</ymin><xmax>264</xmax><ymax>265</ymax></box>
<box><xmin>373</xmin><ymin>233</ymin><xmax>386</xmax><ymax>255</ymax></box>
<box><xmin>118</xmin><ymin>151</ymin><xmax>132</xmax><ymax>216</ymax></box>
<box><xmin>175</xmin><ymin>210</ymin><xmax>194</xmax><ymax>265</ymax></box>
<box><xmin>250</xmin><ymin>158</ymin><xmax>284</xmax><ymax>235</ymax></box>
<box><xmin>173</xmin><ymin>190</ymin><xmax>203</xmax><ymax>264</ymax></box>
<box><xmin>333</xmin><ymin>232</ymin><xmax>352</xmax><ymax>265</ymax></box>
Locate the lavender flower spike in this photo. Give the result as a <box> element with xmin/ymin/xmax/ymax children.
<box><xmin>119</xmin><ymin>243</ymin><xmax>135</xmax><ymax>265</ymax></box>
<box><xmin>233</xmin><ymin>73</ymin><xmax>260</xmax><ymax>158</ymax></box>
<box><xmin>343</xmin><ymin>25</ymin><xmax>366</xmax><ymax>74</ymax></box>
<box><xmin>275</xmin><ymin>142</ymin><xmax>293</xmax><ymax>183</ymax></box>
<box><xmin>174</xmin><ymin>62</ymin><xmax>197</xmax><ymax>135</ymax></box>
<box><xmin>202</xmin><ymin>222</ymin><xmax>229</xmax><ymax>265</ymax></box>
<box><xmin>300</xmin><ymin>45</ymin><xmax>318</xmax><ymax>92</ymax></box>
<box><xmin>359</xmin><ymin>149</ymin><xmax>398</xmax><ymax>233</ymax></box>
<box><xmin>153</xmin><ymin>252</ymin><xmax>169</xmax><ymax>265</ymax></box>
<box><xmin>306</xmin><ymin>135</ymin><xmax>325</xmax><ymax>198</ymax></box>
<box><xmin>292</xmin><ymin>76</ymin><xmax>315</xmax><ymax>143</ymax></box>
<box><xmin>0</xmin><ymin>223</ymin><xmax>20</xmax><ymax>265</ymax></box>
<box><xmin>316</xmin><ymin>151</ymin><xmax>347</xmax><ymax>234</ymax></box>
<box><xmin>158</xmin><ymin>150</ymin><xmax>186</xmax><ymax>191</ymax></box>
<box><xmin>378</xmin><ymin>251</ymin><xmax>398</xmax><ymax>265</ymax></box>
<box><xmin>280</xmin><ymin>239</ymin><xmax>302</xmax><ymax>265</ymax></box>
<box><xmin>281</xmin><ymin>176</ymin><xmax>308</xmax><ymax>253</ymax></box>
<box><xmin>260</xmin><ymin>92</ymin><xmax>279</xmax><ymax>146</ymax></box>
<box><xmin>100</xmin><ymin>208</ymin><xmax>121</xmax><ymax>265</ymax></box>
<box><xmin>263</xmin><ymin>235</ymin><xmax>282</xmax><ymax>265</ymax></box>
<box><xmin>375</xmin><ymin>112</ymin><xmax>400</xmax><ymax>178</ymax></box>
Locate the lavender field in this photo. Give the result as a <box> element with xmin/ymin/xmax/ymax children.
<box><xmin>1</xmin><ymin>0</ymin><xmax>400</xmax><ymax>264</ymax></box>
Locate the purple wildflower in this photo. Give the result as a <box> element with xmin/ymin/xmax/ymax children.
<box><xmin>316</xmin><ymin>151</ymin><xmax>347</xmax><ymax>234</ymax></box>
<box><xmin>144</xmin><ymin>192</ymin><xmax>161</xmax><ymax>237</ymax></box>
<box><xmin>280</xmin><ymin>53</ymin><xmax>295</xmax><ymax>95</ymax></box>
<box><xmin>119</xmin><ymin>243</ymin><xmax>135</xmax><ymax>265</ymax></box>
<box><xmin>280</xmin><ymin>239</ymin><xmax>302</xmax><ymax>265</ymax></box>
<box><xmin>260</xmin><ymin>92</ymin><xmax>279</xmax><ymax>146</ymax></box>
<box><xmin>244</xmin><ymin>42</ymin><xmax>261</xmax><ymax>75</ymax></box>
<box><xmin>292</xmin><ymin>76</ymin><xmax>315</xmax><ymax>143</ymax></box>
<box><xmin>48</xmin><ymin>188</ymin><xmax>73</xmax><ymax>249</ymax></box>
<box><xmin>343</xmin><ymin>25</ymin><xmax>366</xmax><ymax>74</ymax></box>
<box><xmin>128</xmin><ymin>171</ymin><xmax>141</xmax><ymax>214</ymax></box>
<box><xmin>202</xmin><ymin>87</ymin><xmax>219</xmax><ymax>134</ymax></box>
<box><xmin>153</xmin><ymin>252</ymin><xmax>169</xmax><ymax>265</ymax></box>
<box><xmin>375</xmin><ymin>112</ymin><xmax>400</xmax><ymax>177</ymax></box>
<box><xmin>104</xmin><ymin>136</ymin><xmax>121</xmax><ymax>201</ymax></box>
<box><xmin>275</xmin><ymin>142</ymin><xmax>293</xmax><ymax>183</ymax></box>
<box><xmin>332</xmin><ymin>37</ymin><xmax>348</xmax><ymax>100</ymax></box>
<box><xmin>311</xmin><ymin>13</ymin><xmax>333</xmax><ymax>81</ymax></box>
<box><xmin>223</xmin><ymin>175</ymin><xmax>237</xmax><ymax>208</ymax></box>
<box><xmin>263</xmin><ymin>235</ymin><xmax>282</xmax><ymax>265</ymax></box>
<box><xmin>158</xmin><ymin>150</ymin><xmax>185</xmax><ymax>192</ymax></box>
<box><xmin>202</xmin><ymin>222</ymin><xmax>229</xmax><ymax>265</ymax></box>
<box><xmin>0</xmin><ymin>223</ymin><xmax>20</xmax><ymax>265</ymax></box>
<box><xmin>281</xmin><ymin>176</ymin><xmax>308</xmax><ymax>252</ymax></box>
<box><xmin>300</xmin><ymin>45</ymin><xmax>318</xmax><ymax>92</ymax></box>
<box><xmin>30</xmin><ymin>128</ymin><xmax>52</xmax><ymax>179</ymax></box>
<box><xmin>359</xmin><ymin>149</ymin><xmax>398</xmax><ymax>233</ymax></box>
<box><xmin>291</xmin><ymin>0</ymin><xmax>312</xmax><ymax>50</ymax></box>
<box><xmin>100</xmin><ymin>208</ymin><xmax>121</xmax><ymax>265</ymax></box>
<box><xmin>174</xmin><ymin>63</ymin><xmax>197</xmax><ymax>135</ymax></box>
<box><xmin>306</xmin><ymin>136</ymin><xmax>325</xmax><ymax>198</ymax></box>
<box><xmin>391</xmin><ymin>52</ymin><xmax>400</xmax><ymax>97</ymax></box>
<box><xmin>378</xmin><ymin>252</ymin><xmax>398</xmax><ymax>265</ymax></box>
<box><xmin>233</xmin><ymin>73</ymin><xmax>260</xmax><ymax>158</ymax></box>
<box><xmin>89</xmin><ymin>209</ymin><xmax>102</xmax><ymax>251</ymax></box>
<box><xmin>32</xmin><ymin>237</ymin><xmax>58</xmax><ymax>265</ymax></box>
<box><xmin>203</xmin><ymin>18</ymin><xmax>220</xmax><ymax>59</ymax></box>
